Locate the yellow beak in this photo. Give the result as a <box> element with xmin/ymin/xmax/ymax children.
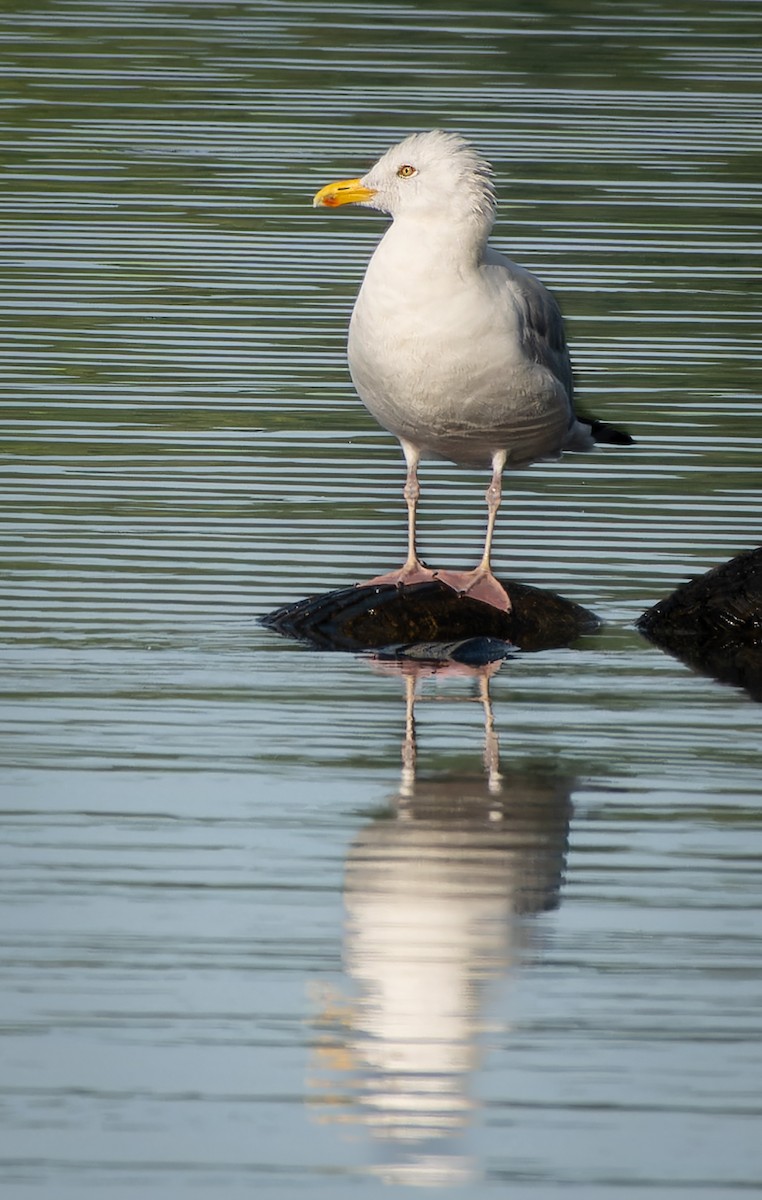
<box><xmin>313</xmin><ymin>177</ymin><xmax>377</xmax><ymax>208</ymax></box>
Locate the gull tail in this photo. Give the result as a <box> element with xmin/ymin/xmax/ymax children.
<box><xmin>588</xmin><ymin>417</ymin><xmax>634</xmax><ymax>446</ymax></box>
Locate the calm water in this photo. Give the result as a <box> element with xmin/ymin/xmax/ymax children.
<box><xmin>1</xmin><ymin>1</ymin><xmax>761</xmax><ymax>1196</ymax></box>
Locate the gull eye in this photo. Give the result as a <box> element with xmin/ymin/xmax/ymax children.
<box><xmin>397</xmin><ymin>164</ymin><xmax>417</xmax><ymax>179</ymax></box>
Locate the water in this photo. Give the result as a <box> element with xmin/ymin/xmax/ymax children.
<box><xmin>1</xmin><ymin>1</ymin><xmax>761</xmax><ymax>1196</ymax></box>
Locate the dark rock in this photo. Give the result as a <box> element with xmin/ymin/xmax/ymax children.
<box><xmin>637</xmin><ymin>546</ymin><xmax>762</xmax><ymax>700</ymax></box>
<box><xmin>261</xmin><ymin>578</ymin><xmax>600</xmax><ymax>656</ymax></box>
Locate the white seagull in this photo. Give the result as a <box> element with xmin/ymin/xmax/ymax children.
<box><xmin>313</xmin><ymin>130</ymin><xmax>632</xmax><ymax>612</ymax></box>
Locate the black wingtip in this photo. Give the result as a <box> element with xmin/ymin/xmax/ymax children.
<box><xmin>590</xmin><ymin>419</ymin><xmax>635</xmax><ymax>446</ymax></box>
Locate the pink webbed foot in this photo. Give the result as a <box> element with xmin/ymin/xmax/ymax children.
<box><xmin>434</xmin><ymin>567</ymin><xmax>513</xmax><ymax>613</ymax></box>
<box><xmin>357</xmin><ymin>562</ymin><xmax>439</xmax><ymax>590</ymax></box>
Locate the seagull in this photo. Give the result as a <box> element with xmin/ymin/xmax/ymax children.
<box><xmin>313</xmin><ymin>130</ymin><xmax>632</xmax><ymax>612</ymax></box>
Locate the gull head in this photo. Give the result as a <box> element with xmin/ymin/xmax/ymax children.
<box><xmin>313</xmin><ymin>130</ymin><xmax>496</xmax><ymax>232</ymax></box>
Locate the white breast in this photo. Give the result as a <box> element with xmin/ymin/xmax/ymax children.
<box><xmin>347</xmin><ymin>223</ymin><xmax>572</xmax><ymax>469</ymax></box>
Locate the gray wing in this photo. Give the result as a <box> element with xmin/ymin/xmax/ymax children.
<box><xmin>490</xmin><ymin>252</ymin><xmax>575</xmax><ymax>400</ymax></box>
<box><xmin>488</xmin><ymin>249</ymin><xmax>634</xmax><ymax>446</ymax></box>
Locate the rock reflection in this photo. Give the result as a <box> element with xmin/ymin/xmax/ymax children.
<box><xmin>310</xmin><ymin>659</ymin><xmax>574</xmax><ymax>1187</ymax></box>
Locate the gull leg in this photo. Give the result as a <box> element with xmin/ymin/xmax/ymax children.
<box><xmin>436</xmin><ymin>450</ymin><xmax>512</xmax><ymax>612</ymax></box>
<box><xmin>359</xmin><ymin>439</ymin><xmax>439</xmax><ymax>589</ymax></box>
<box><xmin>401</xmin><ymin>440</ymin><xmax>423</xmax><ymax>575</ymax></box>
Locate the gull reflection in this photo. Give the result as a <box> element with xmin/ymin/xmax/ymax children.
<box><xmin>309</xmin><ymin>658</ymin><xmax>574</xmax><ymax>1187</ymax></box>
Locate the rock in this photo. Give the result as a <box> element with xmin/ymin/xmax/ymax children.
<box><xmin>261</xmin><ymin>578</ymin><xmax>600</xmax><ymax>657</ymax></box>
<box><xmin>637</xmin><ymin>546</ymin><xmax>762</xmax><ymax>700</ymax></box>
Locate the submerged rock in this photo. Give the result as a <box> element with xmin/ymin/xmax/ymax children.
<box><xmin>261</xmin><ymin>578</ymin><xmax>600</xmax><ymax>657</ymax></box>
<box><xmin>637</xmin><ymin>546</ymin><xmax>762</xmax><ymax>700</ymax></box>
